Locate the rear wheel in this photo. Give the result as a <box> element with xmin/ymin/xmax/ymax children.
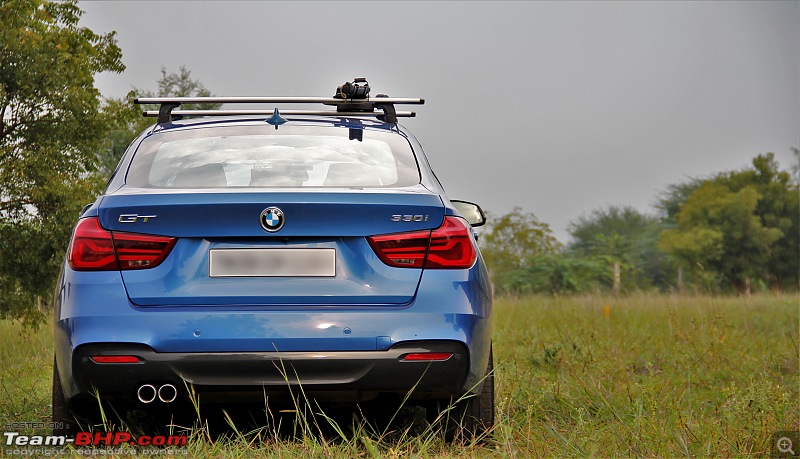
<box><xmin>52</xmin><ymin>358</ymin><xmax>78</xmax><ymax>435</ymax></box>
<box><xmin>429</xmin><ymin>346</ymin><xmax>495</xmax><ymax>442</ymax></box>
<box><xmin>52</xmin><ymin>357</ymin><xmax>103</xmax><ymax>435</ymax></box>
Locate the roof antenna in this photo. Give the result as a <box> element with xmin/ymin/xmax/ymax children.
<box><xmin>266</xmin><ymin>108</ymin><xmax>287</xmax><ymax>129</ymax></box>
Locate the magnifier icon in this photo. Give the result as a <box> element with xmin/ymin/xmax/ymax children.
<box><xmin>778</xmin><ymin>437</ymin><xmax>796</xmax><ymax>455</ymax></box>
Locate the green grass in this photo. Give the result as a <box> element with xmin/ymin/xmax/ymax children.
<box><xmin>0</xmin><ymin>318</ymin><xmax>52</xmax><ymax>427</ymax></box>
<box><xmin>493</xmin><ymin>294</ymin><xmax>798</xmax><ymax>457</ymax></box>
<box><xmin>1</xmin><ymin>293</ymin><xmax>797</xmax><ymax>457</ymax></box>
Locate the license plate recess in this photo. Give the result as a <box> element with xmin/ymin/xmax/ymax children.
<box><xmin>209</xmin><ymin>248</ymin><xmax>336</xmax><ymax>277</ymax></box>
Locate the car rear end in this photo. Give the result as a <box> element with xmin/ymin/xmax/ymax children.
<box><xmin>53</xmin><ymin>119</ymin><xmax>492</xmax><ymax>410</ymax></box>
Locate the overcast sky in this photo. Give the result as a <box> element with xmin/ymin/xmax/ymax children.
<box><xmin>78</xmin><ymin>1</ymin><xmax>800</xmax><ymax>242</ymax></box>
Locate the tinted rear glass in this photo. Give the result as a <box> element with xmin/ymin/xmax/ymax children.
<box><xmin>126</xmin><ymin>125</ymin><xmax>420</xmax><ymax>188</ymax></box>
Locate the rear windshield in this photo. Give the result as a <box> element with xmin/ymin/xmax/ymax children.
<box><xmin>126</xmin><ymin>125</ymin><xmax>420</xmax><ymax>188</ymax></box>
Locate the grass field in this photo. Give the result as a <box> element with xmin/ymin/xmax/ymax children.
<box><xmin>1</xmin><ymin>294</ymin><xmax>797</xmax><ymax>458</ymax></box>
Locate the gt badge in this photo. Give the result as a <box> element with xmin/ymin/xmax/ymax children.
<box><xmin>118</xmin><ymin>214</ymin><xmax>157</xmax><ymax>223</ymax></box>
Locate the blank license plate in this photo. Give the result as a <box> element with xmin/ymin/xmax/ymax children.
<box><xmin>209</xmin><ymin>249</ymin><xmax>336</xmax><ymax>277</ymax></box>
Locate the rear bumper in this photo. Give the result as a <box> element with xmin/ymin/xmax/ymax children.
<box><xmin>54</xmin><ymin>260</ymin><xmax>493</xmax><ymax>404</ymax></box>
<box><xmin>71</xmin><ymin>341</ymin><xmax>467</xmax><ymax>404</ymax></box>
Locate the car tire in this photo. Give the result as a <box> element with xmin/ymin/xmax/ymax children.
<box><xmin>52</xmin><ymin>357</ymin><xmax>77</xmax><ymax>436</ymax></box>
<box><xmin>429</xmin><ymin>346</ymin><xmax>495</xmax><ymax>442</ymax></box>
<box><xmin>52</xmin><ymin>357</ymin><xmax>101</xmax><ymax>436</ymax></box>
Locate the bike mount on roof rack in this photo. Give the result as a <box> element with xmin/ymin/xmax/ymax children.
<box><xmin>134</xmin><ymin>78</ymin><xmax>424</xmax><ymax>124</ymax></box>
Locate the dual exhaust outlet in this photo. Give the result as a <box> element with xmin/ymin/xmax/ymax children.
<box><xmin>137</xmin><ymin>384</ymin><xmax>177</xmax><ymax>404</ymax></box>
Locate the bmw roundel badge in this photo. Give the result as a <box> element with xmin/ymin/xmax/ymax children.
<box><xmin>260</xmin><ymin>207</ymin><xmax>285</xmax><ymax>232</ymax></box>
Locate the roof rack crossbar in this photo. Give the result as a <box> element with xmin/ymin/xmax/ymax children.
<box><xmin>134</xmin><ymin>95</ymin><xmax>423</xmax><ymax>124</ymax></box>
<box><xmin>142</xmin><ymin>109</ymin><xmax>416</xmax><ymax>118</ymax></box>
<box><xmin>134</xmin><ymin>97</ymin><xmax>424</xmax><ymax>105</ymax></box>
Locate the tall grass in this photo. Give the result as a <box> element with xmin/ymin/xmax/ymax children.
<box><xmin>0</xmin><ymin>293</ymin><xmax>797</xmax><ymax>457</ymax></box>
<box><xmin>493</xmin><ymin>293</ymin><xmax>798</xmax><ymax>457</ymax></box>
<box><xmin>0</xmin><ymin>319</ymin><xmax>52</xmax><ymax>426</ymax></box>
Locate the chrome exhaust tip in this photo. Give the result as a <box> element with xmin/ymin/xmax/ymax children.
<box><xmin>137</xmin><ymin>384</ymin><xmax>157</xmax><ymax>403</ymax></box>
<box><xmin>158</xmin><ymin>384</ymin><xmax>177</xmax><ymax>403</ymax></box>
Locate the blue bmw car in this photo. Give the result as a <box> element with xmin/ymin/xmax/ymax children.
<box><xmin>52</xmin><ymin>79</ymin><xmax>493</xmax><ymax>439</ymax></box>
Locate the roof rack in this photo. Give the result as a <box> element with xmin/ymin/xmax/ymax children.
<box><xmin>134</xmin><ymin>78</ymin><xmax>424</xmax><ymax>124</ymax></box>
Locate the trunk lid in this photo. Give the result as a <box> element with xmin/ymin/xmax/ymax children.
<box><xmin>98</xmin><ymin>189</ymin><xmax>444</xmax><ymax>306</ymax></box>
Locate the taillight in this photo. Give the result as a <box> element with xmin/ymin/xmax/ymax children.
<box><xmin>425</xmin><ymin>216</ymin><xmax>477</xmax><ymax>268</ymax></box>
<box><xmin>114</xmin><ymin>231</ymin><xmax>176</xmax><ymax>270</ymax></box>
<box><xmin>367</xmin><ymin>216</ymin><xmax>477</xmax><ymax>269</ymax></box>
<box><xmin>367</xmin><ymin>229</ymin><xmax>430</xmax><ymax>268</ymax></box>
<box><xmin>68</xmin><ymin>217</ymin><xmax>176</xmax><ymax>271</ymax></box>
<box><xmin>68</xmin><ymin>218</ymin><xmax>118</xmax><ymax>270</ymax></box>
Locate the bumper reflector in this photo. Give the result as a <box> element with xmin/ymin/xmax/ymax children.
<box><xmin>90</xmin><ymin>355</ymin><xmax>141</xmax><ymax>363</ymax></box>
<box><xmin>402</xmin><ymin>352</ymin><xmax>453</xmax><ymax>362</ymax></box>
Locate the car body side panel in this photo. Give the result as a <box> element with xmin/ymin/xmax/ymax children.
<box><xmin>53</xmin><ymin>269</ymin><xmax>130</xmax><ymax>399</ymax></box>
<box><xmin>399</xmin><ymin>127</ymin><xmax>446</xmax><ymax>194</ymax></box>
<box><xmin>411</xmin><ymin>252</ymin><xmax>493</xmax><ymax>390</ymax></box>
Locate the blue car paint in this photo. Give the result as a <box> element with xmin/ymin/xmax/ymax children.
<box><xmin>55</xmin><ymin>116</ymin><xmax>493</xmax><ymax>404</ymax></box>
<box><xmin>98</xmin><ymin>189</ymin><xmax>445</xmax><ymax>237</ymax></box>
<box><xmin>120</xmin><ymin>237</ymin><xmax>424</xmax><ymax>306</ymax></box>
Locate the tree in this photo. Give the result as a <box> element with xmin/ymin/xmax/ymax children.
<box><xmin>98</xmin><ymin>66</ymin><xmax>221</xmax><ymax>177</ymax></box>
<box><xmin>658</xmin><ymin>154</ymin><xmax>798</xmax><ymax>293</ymax></box>
<box><xmin>567</xmin><ymin>206</ymin><xmax>667</xmax><ymax>292</ymax></box>
<box><xmin>655</xmin><ymin>178</ymin><xmax>704</xmax><ymax>223</ymax></box>
<box><xmin>655</xmin><ymin>177</ymin><xmax>713</xmax><ymax>292</ymax></box>
<box><xmin>479</xmin><ymin>207</ymin><xmax>561</xmax><ymax>293</ymax></box>
<box><xmin>658</xmin><ymin>179</ymin><xmax>784</xmax><ymax>294</ymax></box>
<box><xmin>0</xmin><ymin>0</ymin><xmax>124</xmax><ymax>324</ymax></box>
<box><xmin>720</xmin><ymin>153</ymin><xmax>799</xmax><ymax>290</ymax></box>
<box><xmin>143</xmin><ymin>66</ymin><xmax>218</xmax><ymax>106</ymax></box>
<box><xmin>516</xmin><ymin>254</ymin><xmax>609</xmax><ymax>295</ymax></box>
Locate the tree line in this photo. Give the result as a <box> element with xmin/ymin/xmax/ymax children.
<box><xmin>480</xmin><ymin>152</ymin><xmax>800</xmax><ymax>295</ymax></box>
<box><xmin>0</xmin><ymin>0</ymin><xmax>218</xmax><ymax>324</ymax></box>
